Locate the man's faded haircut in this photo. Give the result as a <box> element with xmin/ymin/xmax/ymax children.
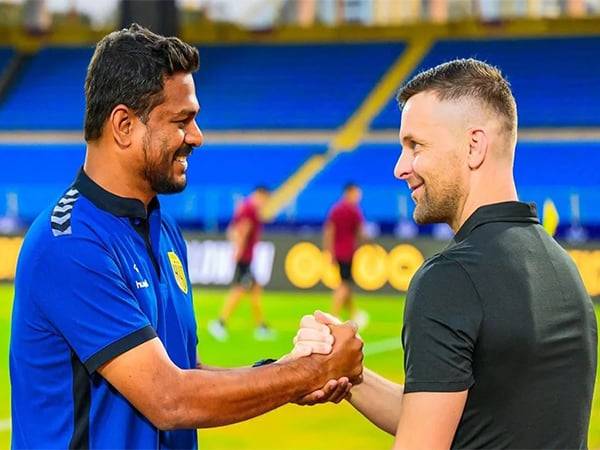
<box><xmin>397</xmin><ymin>58</ymin><xmax>517</xmax><ymax>137</ymax></box>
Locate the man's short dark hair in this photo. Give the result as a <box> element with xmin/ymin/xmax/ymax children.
<box><xmin>344</xmin><ymin>182</ymin><xmax>359</xmax><ymax>192</ymax></box>
<box><xmin>397</xmin><ymin>58</ymin><xmax>517</xmax><ymax>135</ymax></box>
<box><xmin>84</xmin><ymin>23</ymin><xmax>199</xmax><ymax>141</ymax></box>
<box><xmin>254</xmin><ymin>185</ymin><xmax>270</xmax><ymax>194</ymax></box>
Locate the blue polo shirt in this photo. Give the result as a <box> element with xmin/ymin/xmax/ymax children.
<box><xmin>10</xmin><ymin>169</ymin><xmax>199</xmax><ymax>449</ymax></box>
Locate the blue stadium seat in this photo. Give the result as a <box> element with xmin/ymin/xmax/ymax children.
<box><xmin>372</xmin><ymin>37</ymin><xmax>600</xmax><ymax>129</ymax></box>
<box><xmin>0</xmin><ymin>141</ymin><xmax>598</xmax><ymax>228</ymax></box>
<box><xmin>0</xmin><ymin>142</ymin><xmax>325</xmax><ymax>225</ymax></box>
<box><xmin>194</xmin><ymin>43</ymin><xmax>404</xmax><ymax>129</ymax></box>
<box><xmin>0</xmin><ymin>43</ymin><xmax>404</xmax><ymax>130</ymax></box>
<box><xmin>293</xmin><ymin>141</ymin><xmax>600</xmax><ymax>225</ymax></box>
<box><xmin>161</xmin><ymin>143</ymin><xmax>325</xmax><ymax>223</ymax></box>
<box><xmin>0</xmin><ymin>47</ymin><xmax>15</xmax><ymax>77</ymax></box>
<box><xmin>0</xmin><ymin>47</ymin><xmax>93</xmax><ymax>130</ymax></box>
<box><xmin>294</xmin><ymin>143</ymin><xmax>403</xmax><ymax>222</ymax></box>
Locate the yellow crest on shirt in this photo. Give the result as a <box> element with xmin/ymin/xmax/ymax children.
<box><xmin>167</xmin><ymin>251</ymin><xmax>188</xmax><ymax>294</ymax></box>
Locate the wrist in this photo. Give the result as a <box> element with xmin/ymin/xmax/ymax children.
<box><xmin>282</xmin><ymin>354</ymin><xmax>330</xmax><ymax>395</ymax></box>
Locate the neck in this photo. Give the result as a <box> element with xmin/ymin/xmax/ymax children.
<box><xmin>451</xmin><ymin>170</ymin><xmax>518</xmax><ymax>233</ymax></box>
<box><xmin>84</xmin><ymin>141</ymin><xmax>155</xmax><ymax>206</ymax></box>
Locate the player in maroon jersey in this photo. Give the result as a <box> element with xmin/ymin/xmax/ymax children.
<box><xmin>208</xmin><ymin>186</ymin><xmax>275</xmax><ymax>341</ymax></box>
<box><xmin>323</xmin><ymin>183</ymin><xmax>368</xmax><ymax>328</ymax></box>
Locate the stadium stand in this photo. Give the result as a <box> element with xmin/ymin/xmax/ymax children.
<box><xmin>0</xmin><ymin>38</ymin><xmax>599</xmax><ymax>233</ymax></box>
<box><xmin>160</xmin><ymin>142</ymin><xmax>326</xmax><ymax>224</ymax></box>
<box><xmin>293</xmin><ymin>141</ymin><xmax>600</xmax><ymax>225</ymax></box>
<box><xmin>1</xmin><ymin>38</ymin><xmax>598</xmax><ymax>131</ymax></box>
<box><xmin>0</xmin><ymin>47</ymin><xmax>93</xmax><ymax>130</ymax></box>
<box><xmin>0</xmin><ymin>140</ymin><xmax>599</xmax><ymax>229</ymax></box>
<box><xmin>371</xmin><ymin>37</ymin><xmax>600</xmax><ymax>129</ymax></box>
<box><xmin>194</xmin><ymin>43</ymin><xmax>404</xmax><ymax>129</ymax></box>
<box><xmin>0</xmin><ymin>142</ymin><xmax>326</xmax><ymax>225</ymax></box>
<box><xmin>0</xmin><ymin>47</ymin><xmax>14</xmax><ymax>77</ymax></box>
<box><xmin>0</xmin><ymin>43</ymin><xmax>404</xmax><ymax>130</ymax></box>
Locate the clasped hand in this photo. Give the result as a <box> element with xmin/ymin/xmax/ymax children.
<box><xmin>282</xmin><ymin>311</ymin><xmax>363</xmax><ymax>406</ymax></box>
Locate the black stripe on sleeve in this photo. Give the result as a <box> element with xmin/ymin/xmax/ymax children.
<box><xmin>69</xmin><ymin>351</ymin><xmax>90</xmax><ymax>449</ymax></box>
<box><xmin>84</xmin><ymin>325</ymin><xmax>157</xmax><ymax>374</ymax></box>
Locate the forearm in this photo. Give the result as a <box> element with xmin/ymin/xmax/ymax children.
<box><xmin>196</xmin><ymin>363</ymin><xmax>231</xmax><ymax>371</ymax></box>
<box><xmin>348</xmin><ymin>368</ymin><xmax>404</xmax><ymax>435</ymax></box>
<box><xmin>171</xmin><ymin>358</ymin><xmax>327</xmax><ymax>428</ymax></box>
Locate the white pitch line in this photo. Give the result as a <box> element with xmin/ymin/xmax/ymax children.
<box><xmin>364</xmin><ymin>337</ymin><xmax>402</xmax><ymax>356</ymax></box>
<box><xmin>0</xmin><ymin>418</ymin><xmax>10</xmax><ymax>432</ymax></box>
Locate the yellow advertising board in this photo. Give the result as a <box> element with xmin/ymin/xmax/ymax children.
<box><xmin>1</xmin><ymin>235</ymin><xmax>599</xmax><ymax>298</ymax></box>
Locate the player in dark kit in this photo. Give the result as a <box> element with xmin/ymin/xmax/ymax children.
<box><xmin>208</xmin><ymin>186</ymin><xmax>275</xmax><ymax>341</ymax></box>
<box><xmin>295</xmin><ymin>59</ymin><xmax>597</xmax><ymax>449</ymax></box>
<box><xmin>323</xmin><ymin>183</ymin><xmax>367</xmax><ymax>328</ymax></box>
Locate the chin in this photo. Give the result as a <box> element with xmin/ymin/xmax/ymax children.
<box><xmin>413</xmin><ymin>207</ymin><xmax>439</xmax><ymax>225</ymax></box>
<box><xmin>153</xmin><ymin>178</ymin><xmax>187</xmax><ymax>195</ymax></box>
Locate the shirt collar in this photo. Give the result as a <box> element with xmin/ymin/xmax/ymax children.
<box><xmin>453</xmin><ymin>201</ymin><xmax>540</xmax><ymax>243</ymax></box>
<box><xmin>73</xmin><ymin>168</ymin><xmax>159</xmax><ymax>220</ymax></box>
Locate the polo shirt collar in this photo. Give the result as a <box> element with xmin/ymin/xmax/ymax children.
<box><xmin>73</xmin><ymin>168</ymin><xmax>159</xmax><ymax>220</ymax></box>
<box><xmin>454</xmin><ymin>201</ymin><xmax>540</xmax><ymax>243</ymax></box>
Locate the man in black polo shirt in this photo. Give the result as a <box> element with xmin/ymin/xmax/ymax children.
<box><xmin>295</xmin><ymin>58</ymin><xmax>597</xmax><ymax>449</ymax></box>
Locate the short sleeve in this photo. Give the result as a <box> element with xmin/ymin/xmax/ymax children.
<box><xmin>402</xmin><ymin>255</ymin><xmax>482</xmax><ymax>393</ymax></box>
<box><xmin>326</xmin><ymin>206</ymin><xmax>337</xmax><ymax>226</ymax></box>
<box><xmin>33</xmin><ymin>236</ymin><xmax>157</xmax><ymax>374</ymax></box>
<box><xmin>354</xmin><ymin>207</ymin><xmax>365</xmax><ymax>228</ymax></box>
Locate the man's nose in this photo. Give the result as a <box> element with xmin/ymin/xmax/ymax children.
<box><xmin>185</xmin><ymin>120</ymin><xmax>203</xmax><ymax>148</ymax></box>
<box><xmin>394</xmin><ymin>150</ymin><xmax>413</xmax><ymax>180</ymax></box>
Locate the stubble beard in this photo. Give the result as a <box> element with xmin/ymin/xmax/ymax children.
<box><xmin>413</xmin><ymin>180</ymin><xmax>463</xmax><ymax>227</ymax></box>
<box><xmin>141</xmin><ymin>132</ymin><xmax>187</xmax><ymax>195</ymax></box>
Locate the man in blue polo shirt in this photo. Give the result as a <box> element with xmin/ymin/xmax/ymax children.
<box><xmin>10</xmin><ymin>24</ymin><xmax>362</xmax><ymax>449</ymax></box>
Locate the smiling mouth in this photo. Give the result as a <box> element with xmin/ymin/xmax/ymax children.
<box><xmin>410</xmin><ymin>183</ymin><xmax>424</xmax><ymax>201</ymax></box>
<box><xmin>174</xmin><ymin>155</ymin><xmax>189</xmax><ymax>171</ymax></box>
<box><xmin>173</xmin><ymin>147</ymin><xmax>193</xmax><ymax>170</ymax></box>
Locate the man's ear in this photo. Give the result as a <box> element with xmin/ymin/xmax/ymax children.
<box><xmin>109</xmin><ymin>104</ymin><xmax>136</xmax><ymax>148</ymax></box>
<box><xmin>468</xmin><ymin>129</ymin><xmax>487</xmax><ymax>170</ymax></box>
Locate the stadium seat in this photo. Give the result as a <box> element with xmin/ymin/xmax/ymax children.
<box><xmin>0</xmin><ymin>43</ymin><xmax>404</xmax><ymax>130</ymax></box>
<box><xmin>293</xmin><ymin>141</ymin><xmax>600</xmax><ymax>226</ymax></box>
<box><xmin>194</xmin><ymin>43</ymin><xmax>404</xmax><ymax>129</ymax></box>
<box><xmin>0</xmin><ymin>47</ymin><xmax>15</xmax><ymax>78</ymax></box>
<box><xmin>0</xmin><ymin>142</ymin><xmax>325</xmax><ymax>225</ymax></box>
<box><xmin>372</xmin><ymin>37</ymin><xmax>600</xmax><ymax>129</ymax></box>
<box><xmin>0</xmin><ymin>47</ymin><xmax>93</xmax><ymax>130</ymax></box>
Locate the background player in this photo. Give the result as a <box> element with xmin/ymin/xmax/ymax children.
<box><xmin>209</xmin><ymin>186</ymin><xmax>275</xmax><ymax>341</ymax></box>
<box><xmin>323</xmin><ymin>182</ymin><xmax>368</xmax><ymax>328</ymax></box>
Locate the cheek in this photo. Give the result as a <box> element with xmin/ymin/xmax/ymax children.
<box><xmin>412</xmin><ymin>154</ymin><xmax>428</xmax><ymax>177</ymax></box>
<box><xmin>169</xmin><ymin>131</ymin><xmax>186</xmax><ymax>151</ymax></box>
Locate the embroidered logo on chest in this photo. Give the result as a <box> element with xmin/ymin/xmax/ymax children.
<box><xmin>167</xmin><ymin>251</ymin><xmax>188</xmax><ymax>294</ymax></box>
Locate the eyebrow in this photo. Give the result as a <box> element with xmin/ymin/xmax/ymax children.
<box><xmin>173</xmin><ymin>107</ymin><xmax>200</xmax><ymax>118</ymax></box>
<box><xmin>401</xmin><ymin>134</ymin><xmax>417</xmax><ymax>145</ymax></box>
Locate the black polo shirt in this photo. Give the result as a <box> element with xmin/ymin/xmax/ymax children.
<box><xmin>402</xmin><ymin>201</ymin><xmax>597</xmax><ymax>449</ymax></box>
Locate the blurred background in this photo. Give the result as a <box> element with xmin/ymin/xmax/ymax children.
<box><xmin>0</xmin><ymin>0</ymin><xmax>599</xmax><ymax>449</ymax></box>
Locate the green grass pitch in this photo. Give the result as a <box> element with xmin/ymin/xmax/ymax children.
<box><xmin>0</xmin><ymin>283</ymin><xmax>599</xmax><ymax>449</ymax></box>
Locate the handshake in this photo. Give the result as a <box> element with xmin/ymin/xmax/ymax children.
<box><xmin>281</xmin><ymin>311</ymin><xmax>364</xmax><ymax>406</ymax></box>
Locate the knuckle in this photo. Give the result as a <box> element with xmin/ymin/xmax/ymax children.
<box><xmin>300</xmin><ymin>315</ymin><xmax>313</xmax><ymax>327</ymax></box>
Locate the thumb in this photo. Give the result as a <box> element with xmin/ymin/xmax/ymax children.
<box><xmin>314</xmin><ymin>310</ymin><xmax>341</xmax><ymax>325</ymax></box>
<box><xmin>345</xmin><ymin>319</ymin><xmax>359</xmax><ymax>334</ymax></box>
